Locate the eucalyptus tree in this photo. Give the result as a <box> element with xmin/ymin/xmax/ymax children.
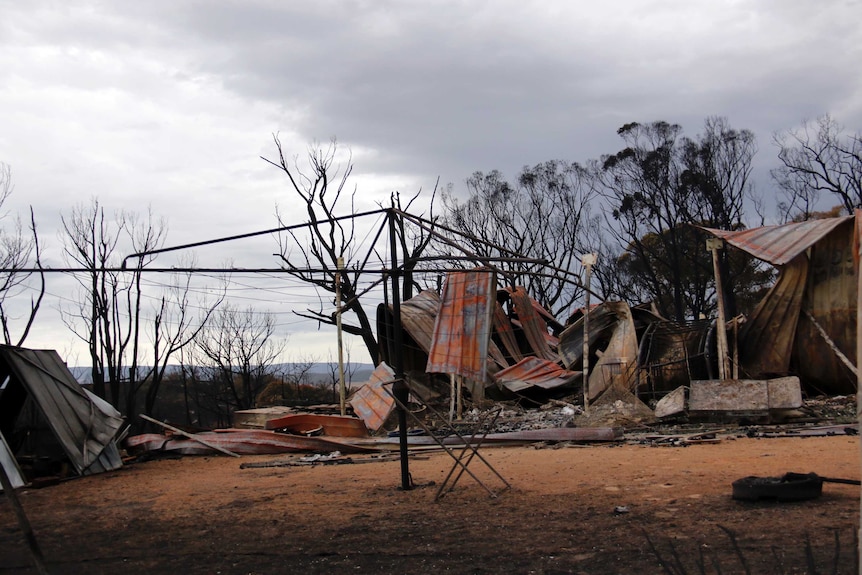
<box><xmin>441</xmin><ymin>160</ymin><xmax>596</xmax><ymax>318</ymax></box>
<box><xmin>772</xmin><ymin>115</ymin><xmax>862</xmax><ymax>221</ymax></box>
<box><xmin>597</xmin><ymin>117</ymin><xmax>769</xmax><ymax>321</ymax></box>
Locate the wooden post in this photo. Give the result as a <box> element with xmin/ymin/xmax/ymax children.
<box><xmin>581</xmin><ymin>253</ymin><xmax>597</xmax><ymax>413</ymax></box>
<box><xmin>336</xmin><ymin>257</ymin><xmax>347</xmax><ymax>416</ymax></box>
<box><xmin>707</xmin><ymin>238</ymin><xmax>730</xmax><ymax>381</ymax></box>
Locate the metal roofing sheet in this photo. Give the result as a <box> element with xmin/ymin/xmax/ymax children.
<box><xmin>426</xmin><ymin>269</ymin><xmax>496</xmax><ymax>381</ymax></box>
<box><xmin>701</xmin><ymin>216</ymin><xmax>852</xmax><ymax>266</ymax></box>
<box><xmin>399</xmin><ymin>290</ymin><xmax>441</xmax><ymax>353</ymax></box>
<box><xmin>349</xmin><ymin>362</ymin><xmax>396</xmax><ymax>432</ymax></box>
<box><xmin>493</xmin><ymin>356</ymin><xmax>581</xmax><ymax>393</ymax></box>
<box><xmin>508</xmin><ymin>287</ymin><xmax>558</xmax><ymax>361</ymax></box>
<box><xmin>0</xmin><ymin>347</ymin><xmax>124</xmax><ymax>475</ymax></box>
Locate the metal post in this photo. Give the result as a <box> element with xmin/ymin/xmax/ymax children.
<box><xmin>581</xmin><ymin>253</ymin><xmax>597</xmax><ymax>414</ymax></box>
<box><xmin>854</xmin><ymin>210</ymin><xmax>862</xmax><ymax>575</ymax></box>
<box><xmin>388</xmin><ymin>208</ymin><xmax>411</xmax><ymax>490</ymax></box>
<box><xmin>335</xmin><ymin>257</ymin><xmax>346</xmax><ymax>416</ymax></box>
<box><xmin>707</xmin><ymin>238</ymin><xmax>730</xmax><ymax>381</ymax></box>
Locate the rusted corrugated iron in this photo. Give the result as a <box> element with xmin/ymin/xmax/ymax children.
<box><xmin>349</xmin><ymin>363</ymin><xmax>396</xmax><ymax>432</ymax></box>
<box><xmin>705</xmin><ymin>215</ymin><xmax>857</xmax><ymax>395</ymax></box>
<box><xmin>427</xmin><ymin>269</ymin><xmax>497</xmax><ymax>383</ymax></box>
<box><xmin>795</xmin><ymin>220</ymin><xmax>857</xmax><ymax>393</ymax></box>
<box><xmin>493</xmin><ymin>356</ymin><xmax>581</xmax><ymax>393</ymax></box>
<box><xmin>377</xmin><ymin>291</ymin><xmax>440</xmax><ymax>373</ymax></box>
<box><xmin>738</xmin><ymin>255</ymin><xmax>807</xmax><ymax>377</ymax></box>
<box><xmin>559</xmin><ymin>301</ymin><xmax>632</xmax><ymax>370</ymax></box>
<box><xmin>398</xmin><ymin>290</ymin><xmax>441</xmax><ymax>353</ymax></box>
<box><xmin>492</xmin><ymin>300</ymin><xmax>523</xmax><ymax>364</ymax></box>
<box><xmin>507</xmin><ymin>286</ymin><xmax>558</xmax><ymax>361</ymax></box>
<box><xmin>702</xmin><ymin>216</ymin><xmax>852</xmax><ymax>265</ymax></box>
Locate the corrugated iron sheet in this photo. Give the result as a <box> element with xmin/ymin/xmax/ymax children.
<box><xmin>493</xmin><ymin>356</ymin><xmax>581</xmax><ymax>393</ymax></box>
<box><xmin>426</xmin><ymin>269</ymin><xmax>497</xmax><ymax>382</ymax></box>
<box><xmin>399</xmin><ymin>290</ymin><xmax>441</xmax><ymax>353</ymax></box>
<box><xmin>492</xmin><ymin>300</ymin><xmax>523</xmax><ymax>363</ymax></box>
<box><xmin>794</xmin><ymin>221</ymin><xmax>857</xmax><ymax>393</ymax></box>
<box><xmin>349</xmin><ymin>362</ymin><xmax>396</xmax><ymax>432</ymax></box>
<box><xmin>738</xmin><ymin>255</ymin><xmax>807</xmax><ymax>377</ymax></box>
<box><xmin>0</xmin><ymin>347</ymin><xmax>124</xmax><ymax>475</ymax></box>
<box><xmin>702</xmin><ymin>216</ymin><xmax>852</xmax><ymax>266</ymax></box>
<box><xmin>507</xmin><ymin>286</ymin><xmax>558</xmax><ymax>361</ymax></box>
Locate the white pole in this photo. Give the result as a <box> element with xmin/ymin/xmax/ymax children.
<box><xmin>707</xmin><ymin>238</ymin><xmax>730</xmax><ymax>381</ymax></box>
<box><xmin>854</xmin><ymin>210</ymin><xmax>861</xmax><ymax>575</ymax></box>
<box><xmin>581</xmin><ymin>253</ymin><xmax>597</xmax><ymax>414</ymax></box>
<box><xmin>336</xmin><ymin>257</ymin><xmax>346</xmax><ymax>416</ymax></box>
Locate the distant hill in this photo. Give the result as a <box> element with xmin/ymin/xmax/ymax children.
<box><xmin>69</xmin><ymin>363</ymin><xmax>375</xmax><ymax>385</ymax></box>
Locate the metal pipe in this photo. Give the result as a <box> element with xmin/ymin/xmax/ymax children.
<box><xmin>388</xmin><ymin>208</ymin><xmax>411</xmax><ymax>490</ymax></box>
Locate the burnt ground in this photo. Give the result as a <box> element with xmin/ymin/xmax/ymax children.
<box><xmin>1</xmin><ymin>430</ymin><xmax>859</xmax><ymax>575</ymax></box>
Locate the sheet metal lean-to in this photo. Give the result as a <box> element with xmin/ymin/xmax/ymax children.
<box><xmin>701</xmin><ymin>215</ymin><xmax>852</xmax><ymax>266</ymax></box>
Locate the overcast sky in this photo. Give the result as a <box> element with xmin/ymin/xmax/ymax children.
<box><xmin>1</xmin><ymin>0</ymin><xmax>860</xmax><ymax>365</ymax></box>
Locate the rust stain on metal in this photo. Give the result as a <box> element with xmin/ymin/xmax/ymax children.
<box><xmin>507</xmin><ymin>286</ymin><xmax>558</xmax><ymax>361</ymax></box>
<box><xmin>493</xmin><ymin>356</ymin><xmax>581</xmax><ymax>393</ymax></box>
<box><xmin>738</xmin><ymin>255</ymin><xmax>807</xmax><ymax>377</ymax></box>
<box><xmin>492</xmin><ymin>299</ymin><xmax>523</xmax><ymax>363</ymax></box>
<box><xmin>702</xmin><ymin>216</ymin><xmax>852</xmax><ymax>266</ymax></box>
<box><xmin>349</xmin><ymin>363</ymin><xmax>396</xmax><ymax>432</ymax></box>
<box><xmin>426</xmin><ymin>269</ymin><xmax>497</xmax><ymax>382</ymax></box>
<box><xmin>398</xmin><ymin>290</ymin><xmax>441</xmax><ymax>353</ymax></box>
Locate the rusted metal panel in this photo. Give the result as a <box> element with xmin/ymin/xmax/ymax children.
<box><xmin>264</xmin><ymin>413</ymin><xmax>369</xmax><ymax>437</ymax></box>
<box><xmin>377</xmin><ymin>291</ymin><xmax>440</xmax><ymax>374</ymax></box>
<box><xmin>507</xmin><ymin>286</ymin><xmax>558</xmax><ymax>361</ymax></box>
<box><xmin>349</xmin><ymin>363</ymin><xmax>396</xmax><ymax>432</ymax></box>
<box><xmin>493</xmin><ymin>356</ymin><xmax>582</xmax><ymax>393</ymax></box>
<box><xmin>795</xmin><ymin>220</ymin><xmax>857</xmax><ymax>393</ymax></box>
<box><xmin>739</xmin><ymin>255</ymin><xmax>807</xmax><ymax>378</ymax></box>
<box><xmin>558</xmin><ymin>301</ymin><xmax>639</xmax><ymax>400</ymax></box>
<box><xmin>559</xmin><ymin>302</ymin><xmax>625</xmax><ymax>369</ymax></box>
<box><xmin>426</xmin><ymin>269</ymin><xmax>497</xmax><ymax>382</ymax></box>
<box><xmin>492</xmin><ymin>300</ymin><xmax>523</xmax><ymax>363</ymax></box>
<box><xmin>125</xmin><ymin>429</ymin><xmax>380</xmax><ymax>455</ymax></box>
<box><xmin>399</xmin><ymin>290</ymin><xmax>441</xmax><ymax>353</ymax></box>
<box><xmin>702</xmin><ymin>216</ymin><xmax>852</xmax><ymax>265</ymax></box>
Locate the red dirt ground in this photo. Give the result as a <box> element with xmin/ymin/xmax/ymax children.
<box><xmin>1</xmin><ymin>434</ymin><xmax>859</xmax><ymax>574</ymax></box>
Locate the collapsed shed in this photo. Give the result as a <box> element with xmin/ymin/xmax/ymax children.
<box><xmin>0</xmin><ymin>346</ymin><xmax>125</xmax><ymax>485</ymax></box>
<box><xmin>704</xmin><ymin>213</ymin><xmax>858</xmax><ymax>395</ymax></box>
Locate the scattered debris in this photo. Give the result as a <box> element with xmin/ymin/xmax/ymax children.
<box><xmin>349</xmin><ymin>363</ymin><xmax>396</xmax><ymax>432</ymax></box>
<box><xmin>654</xmin><ymin>386</ymin><xmax>686</xmax><ymax>419</ymax></box>
<box><xmin>125</xmin><ymin>428</ymin><xmax>382</xmax><ymax>457</ymax></box>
